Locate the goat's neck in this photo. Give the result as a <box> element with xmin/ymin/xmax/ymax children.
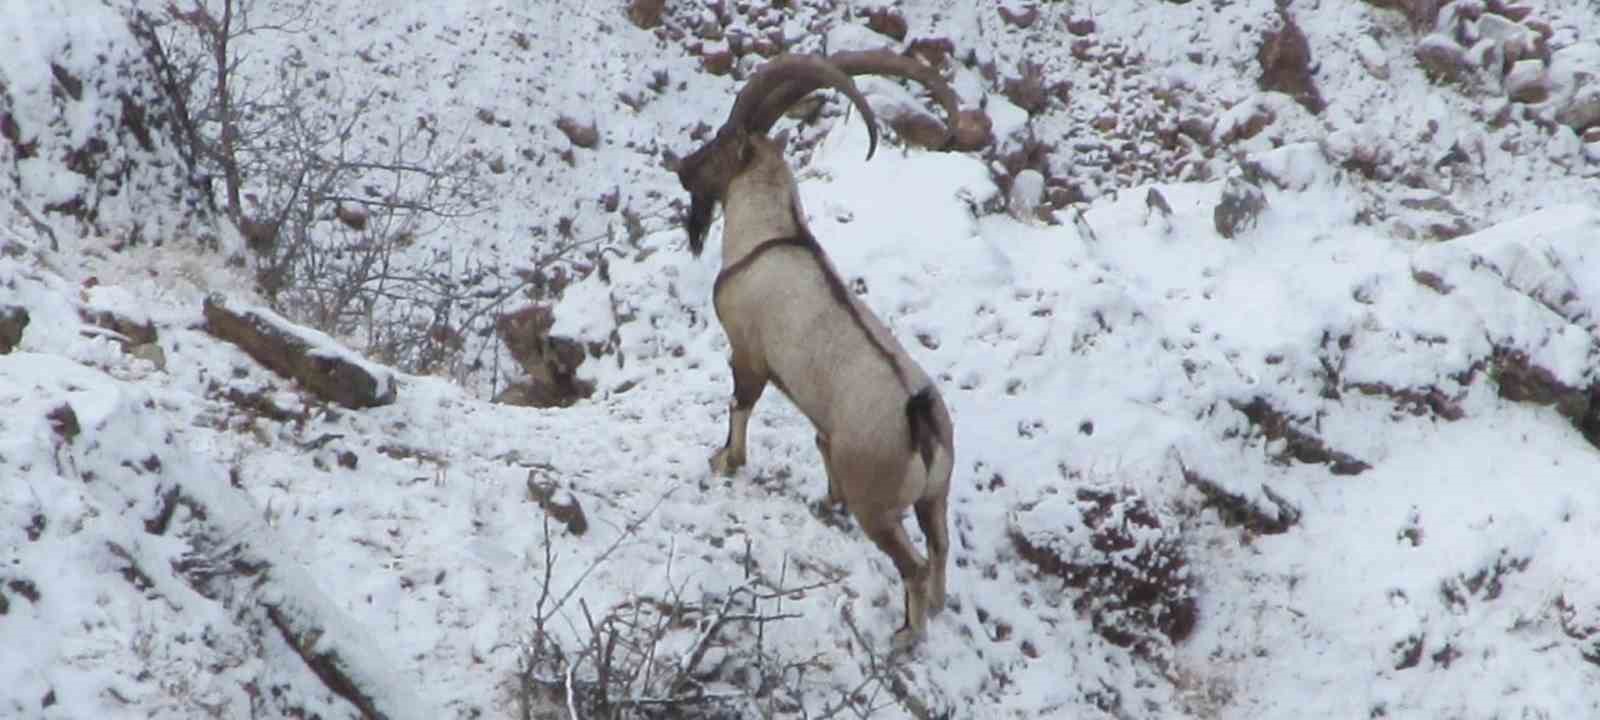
<box><xmin>720</xmin><ymin>165</ymin><xmax>808</xmax><ymax>267</ymax></box>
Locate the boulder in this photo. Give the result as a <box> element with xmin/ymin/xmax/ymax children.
<box><xmin>202</xmin><ymin>295</ymin><xmax>397</xmax><ymax>409</ymax></box>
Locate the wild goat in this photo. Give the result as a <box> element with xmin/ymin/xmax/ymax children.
<box><xmin>676</xmin><ymin>50</ymin><xmax>959</xmax><ymax>646</ymax></box>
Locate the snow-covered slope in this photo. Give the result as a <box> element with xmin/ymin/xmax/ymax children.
<box><xmin>4</xmin><ymin>1</ymin><xmax>1599</xmax><ymax>718</ymax></box>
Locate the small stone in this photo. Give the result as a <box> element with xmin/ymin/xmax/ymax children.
<box><xmin>1214</xmin><ymin>175</ymin><xmax>1267</xmax><ymax>239</ymax></box>
<box><xmin>1503</xmin><ymin>58</ymin><xmax>1548</xmax><ymax>103</ymax></box>
<box><xmin>555</xmin><ymin>116</ymin><xmax>599</xmax><ymax>149</ymax></box>
<box><xmin>998</xmin><ymin>4</ymin><xmax>1040</xmax><ymax>29</ymax></box>
<box><xmin>527</xmin><ymin>472</ymin><xmax>589</xmax><ymax>536</ymax></box>
<box><xmin>1415</xmin><ymin>34</ymin><xmax>1468</xmax><ymax>82</ymax></box>
<box><xmin>627</xmin><ymin>0</ymin><xmax>665</xmax><ymax>29</ymax></box>
<box><xmin>1146</xmin><ymin>187</ymin><xmax>1174</xmax><ymax>218</ymax></box>
<box><xmin>1067</xmin><ymin>16</ymin><xmax>1096</xmax><ymax>36</ymax></box>
<box><xmin>1179</xmin><ymin>116</ymin><xmax>1215</xmax><ymax>147</ymax></box>
<box><xmin>888</xmin><ymin>111</ymin><xmax>949</xmax><ymax>149</ymax></box>
<box><xmin>952</xmin><ymin>109</ymin><xmax>993</xmax><ymax>151</ymax></box>
<box><xmin>1491</xmin><ymin>2</ymin><xmax>1534</xmax><ymax>22</ymax></box>
<box><xmin>129</xmin><ymin>342</ymin><xmax>166</xmax><ymax>371</ymax></box>
<box><xmin>1555</xmin><ymin>86</ymin><xmax>1600</xmax><ymax>132</ymax></box>
<box><xmin>1008</xmin><ymin>169</ymin><xmax>1045</xmax><ymax>221</ymax></box>
<box><xmin>1583</xmin><ymin>139</ymin><xmax>1600</xmax><ymax>164</ymax></box>
<box><xmin>701</xmin><ymin>49</ymin><xmax>735</xmax><ymax>76</ymax></box>
<box><xmin>0</xmin><ymin>306</ymin><xmax>27</xmax><ymax>354</ymax></box>
<box><xmin>1257</xmin><ymin>11</ymin><xmax>1325</xmax><ymax>114</ymax></box>
<box><xmin>865</xmin><ymin>8</ymin><xmax>907</xmax><ymax>41</ymax></box>
<box><xmin>908</xmin><ymin>37</ymin><xmax>955</xmax><ymax>66</ymax></box>
<box><xmin>1004</xmin><ymin>63</ymin><xmax>1049</xmax><ymax>115</ymax></box>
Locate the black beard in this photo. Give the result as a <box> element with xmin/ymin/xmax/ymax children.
<box><xmin>686</xmin><ymin>192</ymin><xmax>715</xmax><ymax>256</ymax></box>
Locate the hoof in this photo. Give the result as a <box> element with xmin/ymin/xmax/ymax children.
<box><xmin>708</xmin><ymin>448</ymin><xmax>743</xmax><ymax>477</ymax></box>
<box><xmin>891</xmin><ymin>624</ymin><xmax>925</xmax><ymax>654</ymax></box>
<box><xmin>811</xmin><ymin>500</ymin><xmax>853</xmax><ymax>531</ymax></box>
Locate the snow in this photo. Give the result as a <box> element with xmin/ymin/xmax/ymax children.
<box><xmin>4</xmin><ymin>0</ymin><xmax>1600</xmax><ymax>718</ymax></box>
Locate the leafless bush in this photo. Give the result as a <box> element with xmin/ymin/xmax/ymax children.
<box><xmin>140</xmin><ymin>0</ymin><xmax>526</xmax><ymax>378</ymax></box>
<box><xmin>504</xmin><ymin>494</ymin><xmax>929</xmax><ymax>720</ymax></box>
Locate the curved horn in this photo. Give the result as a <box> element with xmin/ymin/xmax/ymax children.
<box><xmin>751</xmin><ymin>49</ymin><xmax>962</xmax><ymax>151</ymax></box>
<box><xmin>725</xmin><ymin>54</ymin><xmax>881</xmax><ymax>160</ymax></box>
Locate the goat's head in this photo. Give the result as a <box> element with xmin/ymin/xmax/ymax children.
<box><xmin>677</xmin><ymin>50</ymin><xmax>963</xmax><ymax>255</ymax></box>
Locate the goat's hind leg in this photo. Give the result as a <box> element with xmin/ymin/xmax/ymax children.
<box><xmin>860</xmin><ymin>510</ymin><xmax>930</xmax><ymax>649</ymax></box>
<box><xmin>710</xmin><ymin>354</ymin><xmax>767</xmax><ymax>476</ymax></box>
<box><xmin>913</xmin><ymin>494</ymin><xmax>949</xmax><ymax>615</ymax></box>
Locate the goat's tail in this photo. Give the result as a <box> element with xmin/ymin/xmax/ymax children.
<box><xmin>906</xmin><ymin>386</ymin><xmax>950</xmax><ymax>477</ymax></box>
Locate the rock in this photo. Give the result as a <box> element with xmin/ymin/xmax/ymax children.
<box><xmin>1361</xmin><ymin>0</ymin><xmax>1441</xmax><ymax>30</ymax></box>
<box><xmin>47</xmin><ymin>404</ymin><xmax>79</xmax><ymax>443</ymax></box>
<box><xmin>1324</xmin><ymin>128</ymin><xmax>1391</xmax><ymax>179</ymax></box>
<box><xmin>750</xmin><ymin>32</ymin><xmax>782</xmax><ymax>57</ymax></box>
<box><xmin>1257</xmin><ymin>11</ymin><xmax>1325</xmax><ymax>114</ymax></box>
<box><xmin>1067</xmin><ymin>16</ymin><xmax>1096</xmax><ymax>36</ymax></box>
<box><xmin>864</xmin><ymin>8</ymin><xmax>907</xmax><ymax>41</ymax></box>
<box><xmin>1503</xmin><ymin>58</ymin><xmax>1548</xmax><ymax>103</ymax></box>
<box><xmin>1491</xmin><ymin>347</ymin><xmax>1600</xmax><ymax>450</ymax></box>
<box><xmin>907</xmin><ymin>37</ymin><xmax>955</xmax><ymax>67</ymax></box>
<box><xmin>79</xmin><ymin>307</ymin><xmax>157</xmax><ymax>349</ymax></box>
<box><xmin>527</xmin><ymin>472</ymin><xmax>589</xmax><ymax>536</ymax></box>
<box><xmin>887</xmin><ymin>110</ymin><xmax>950</xmax><ymax>150</ymax></box>
<box><xmin>555</xmin><ymin>116</ymin><xmax>599</xmax><ymax>149</ymax></box>
<box><xmin>1476</xmin><ymin>12</ymin><xmax>1538</xmax><ymax>68</ymax></box>
<box><xmin>701</xmin><ymin>48</ymin><xmax>735</xmax><ymax>76</ymax></box>
<box><xmin>1008</xmin><ymin>169</ymin><xmax>1045</xmax><ymax>221</ymax></box>
<box><xmin>0</xmin><ymin>305</ymin><xmax>27</xmax><ymax>353</ymax></box>
<box><xmin>1231</xmin><ymin>396</ymin><xmax>1372</xmax><ymax>474</ymax></box>
<box><xmin>951</xmin><ymin>108</ymin><xmax>994</xmax><ymax>151</ymax></box>
<box><xmin>1071</xmin><ymin>38</ymin><xmax>1095</xmax><ymax>61</ymax></box>
<box><xmin>627</xmin><ymin>0</ymin><xmax>666</xmax><ymax>29</ymax></box>
<box><xmin>1217</xmin><ymin>98</ymin><xmax>1275</xmax><ymax>145</ymax></box>
<box><xmin>1549</xmin><ymin>126</ymin><xmax>1581</xmax><ymax>167</ymax></box>
<box><xmin>495</xmin><ymin>304</ymin><xmax>594</xmax><ymax>408</ymax></box>
<box><xmin>998</xmin><ymin>3</ymin><xmax>1040</xmax><ymax>29</ymax></box>
<box><xmin>1003</xmin><ymin>62</ymin><xmax>1049</xmax><ymax>115</ymax></box>
<box><xmin>1416</xmin><ymin>33</ymin><xmax>1469</xmax><ymax>83</ymax></box>
<box><xmin>1488</xmin><ymin>1</ymin><xmax>1534</xmax><ymax>22</ymax></box>
<box><xmin>334</xmin><ymin>204</ymin><xmax>369</xmax><ymax>231</ymax></box>
<box><xmin>1181</xmin><ymin>465</ymin><xmax>1301</xmax><ymax>534</ymax></box>
<box><xmin>202</xmin><ymin>295</ymin><xmax>397</xmax><ymax>409</ymax></box>
<box><xmin>1178</xmin><ymin>116</ymin><xmax>1215</xmax><ymax>146</ymax></box>
<box><xmin>128</xmin><ymin>342</ymin><xmax>167</xmax><ymax>371</ymax></box>
<box><xmin>1146</xmin><ymin>187</ymin><xmax>1174</xmax><ymax>219</ymax></box>
<box><xmin>1555</xmin><ymin>86</ymin><xmax>1600</xmax><ymax>132</ymax></box>
<box><xmin>1214</xmin><ymin>174</ymin><xmax>1267</xmax><ymax>239</ymax></box>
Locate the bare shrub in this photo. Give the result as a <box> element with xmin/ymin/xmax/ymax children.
<box><xmin>506</xmin><ymin>495</ymin><xmax>936</xmax><ymax>719</ymax></box>
<box><xmin>141</xmin><ymin>1</ymin><xmax>553</xmax><ymax>381</ymax></box>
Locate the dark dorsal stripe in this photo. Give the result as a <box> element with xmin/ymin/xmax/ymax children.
<box><xmin>713</xmin><ymin>227</ymin><xmax>907</xmax><ymax>387</ymax></box>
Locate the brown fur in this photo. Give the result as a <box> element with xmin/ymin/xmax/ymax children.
<box><xmin>700</xmin><ymin>138</ymin><xmax>954</xmax><ymax>648</ymax></box>
<box><xmin>678</xmin><ymin>52</ymin><xmax>965</xmax><ymax>647</ymax></box>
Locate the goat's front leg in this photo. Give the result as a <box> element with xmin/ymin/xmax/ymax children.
<box><xmin>710</xmin><ymin>354</ymin><xmax>767</xmax><ymax>476</ymax></box>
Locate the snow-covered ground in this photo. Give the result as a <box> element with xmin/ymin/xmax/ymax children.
<box><xmin>3</xmin><ymin>1</ymin><xmax>1599</xmax><ymax>718</ymax></box>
